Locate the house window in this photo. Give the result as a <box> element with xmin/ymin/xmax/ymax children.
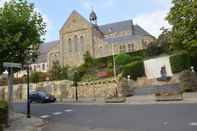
<box><xmin>74</xmin><ymin>35</ymin><xmax>78</xmax><ymax>52</ymax></box>
<box><xmin>128</xmin><ymin>44</ymin><xmax>134</xmax><ymax>52</ymax></box>
<box><xmin>119</xmin><ymin>45</ymin><xmax>126</xmax><ymax>53</ymax></box>
<box><xmin>34</xmin><ymin>65</ymin><xmax>36</xmax><ymax>71</ymax></box>
<box><xmin>80</xmin><ymin>36</ymin><xmax>84</xmax><ymax>54</ymax></box>
<box><xmin>68</xmin><ymin>38</ymin><xmax>72</xmax><ymax>52</ymax></box>
<box><xmin>42</xmin><ymin>64</ymin><xmax>45</xmax><ymax>70</ymax></box>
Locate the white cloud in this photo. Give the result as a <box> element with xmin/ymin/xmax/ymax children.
<box><xmin>0</xmin><ymin>0</ymin><xmax>9</xmax><ymax>7</ymax></box>
<box><xmin>78</xmin><ymin>0</ymin><xmax>114</xmax><ymax>11</ymax></box>
<box><xmin>34</xmin><ymin>8</ymin><xmax>52</xmax><ymax>40</ymax></box>
<box><xmin>134</xmin><ymin>10</ymin><xmax>171</xmax><ymax>37</ymax></box>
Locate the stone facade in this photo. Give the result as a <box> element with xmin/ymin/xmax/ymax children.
<box><xmin>48</xmin><ymin>10</ymin><xmax>154</xmax><ymax>68</ymax></box>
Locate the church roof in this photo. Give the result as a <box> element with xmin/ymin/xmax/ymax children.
<box><xmin>99</xmin><ymin>20</ymin><xmax>133</xmax><ymax>34</ymax></box>
<box><xmin>98</xmin><ymin>20</ymin><xmax>152</xmax><ymax>44</ymax></box>
<box><xmin>36</xmin><ymin>40</ymin><xmax>59</xmax><ymax>63</ymax></box>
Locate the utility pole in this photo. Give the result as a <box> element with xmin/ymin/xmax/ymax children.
<box><xmin>26</xmin><ymin>65</ymin><xmax>31</xmax><ymax>118</ymax></box>
<box><xmin>74</xmin><ymin>71</ymin><xmax>78</xmax><ymax>101</ymax></box>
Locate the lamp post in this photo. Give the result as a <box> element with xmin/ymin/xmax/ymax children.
<box><xmin>25</xmin><ymin>47</ymin><xmax>34</xmax><ymax>118</ymax></box>
<box><xmin>26</xmin><ymin>65</ymin><xmax>31</xmax><ymax>118</ymax></box>
<box><xmin>109</xmin><ymin>28</ymin><xmax>118</xmax><ymax>97</ymax></box>
<box><xmin>74</xmin><ymin>71</ymin><xmax>78</xmax><ymax>101</ymax></box>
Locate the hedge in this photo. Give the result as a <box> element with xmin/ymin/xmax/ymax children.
<box><xmin>170</xmin><ymin>51</ymin><xmax>191</xmax><ymax>73</ymax></box>
<box><xmin>122</xmin><ymin>60</ymin><xmax>145</xmax><ymax>80</ymax></box>
<box><xmin>0</xmin><ymin>101</ymin><xmax>8</xmax><ymax>128</ymax></box>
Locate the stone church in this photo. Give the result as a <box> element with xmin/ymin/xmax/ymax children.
<box><xmin>47</xmin><ymin>10</ymin><xmax>154</xmax><ymax>69</ymax></box>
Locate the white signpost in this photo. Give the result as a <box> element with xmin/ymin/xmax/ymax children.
<box><xmin>3</xmin><ymin>62</ymin><xmax>22</xmax><ymax>126</ymax></box>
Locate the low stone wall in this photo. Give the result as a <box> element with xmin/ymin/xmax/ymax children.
<box><xmin>0</xmin><ymin>79</ymin><xmax>118</xmax><ymax>102</ymax></box>
<box><xmin>136</xmin><ymin>74</ymin><xmax>180</xmax><ymax>87</ymax></box>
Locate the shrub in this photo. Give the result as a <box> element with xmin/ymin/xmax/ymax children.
<box><xmin>48</xmin><ymin>61</ymin><xmax>68</xmax><ymax>81</ymax></box>
<box><xmin>115</xmin><ymin>53</ymin><xmax>132</xmax><ymax>66</ymax></box>
<box><xmin>170</xmin><ymin>51</ymin><xmax>191</xmax><ymax>73</ymax></box>
<box><xmin>0</xmin><ymin>101</ymin><xmax>8</xmax><ymax>127</ymax></box>
<box><xmin>122</xmin><ymin>60</ymin><xmax>145</xmax><ymax>80</ymax></box>
<box><xmin>30</xmin><ymin>72</ymin><xmax>48</xmax><ymax>83</ymax></box>
<box><xmin>179</xmin><ymin>70</ymin><xmax>197</xmax><ymax>92</ymax></box>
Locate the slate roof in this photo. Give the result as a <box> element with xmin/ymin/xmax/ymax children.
<box><xmin>98</xmin><ymin>20</ymin><xmax>152</xmax><ymax>44</ymax></box>
<box><xmin>36</xmin><ymin>40</ymin><xmax>59</xmax><ymax>63</ymax></box>
<box><xmin>99</xmin><ymin>20</ymin><xmax>134</xmax><ymax>34</ymax></box>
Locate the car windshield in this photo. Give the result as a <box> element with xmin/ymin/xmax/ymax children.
<box><xmin>38</xmin><ymin>92</ymin><xmax>48</xmax><ymax>97</ymax></box>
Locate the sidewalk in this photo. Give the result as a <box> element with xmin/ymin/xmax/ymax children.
<box><xmin>5</xmin><ymin>113</ymin><xmax>47</xmax><ymax>131</ymax></box>
<box><xmin>61</xmin><ymin>92</ymin><xmax>197</xmax><ymax>105</ymax></box>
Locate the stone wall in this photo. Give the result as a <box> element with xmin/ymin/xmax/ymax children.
<box><xmin>0</xmin><ymin>79</ymin><xmax>118</xmax><ymax>102</ymax></box>
<box><xmin>136</xmin><ymin>73</ymin><xmax>180</xmax><ymax>87</ymax></box>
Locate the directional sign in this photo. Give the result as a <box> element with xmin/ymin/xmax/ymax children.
<box><xmin>3</xmin><ymin>62</ymin><xmax>22</xmax><ymax>68</ymax></box>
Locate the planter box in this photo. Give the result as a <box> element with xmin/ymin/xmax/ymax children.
<box><xmin>155</xmin><ymin>85</ymin><xmax>183</xmax><ymax>101</ymax></box>
<box><xmin>104</xmin><ymin>97</ymin><xmax>126</xmax><ymax>103</ymax></box>
<box><xmin>155</xmin><ymin>93</ymin><xmax>183</xmax><ymax>101</ymax></box>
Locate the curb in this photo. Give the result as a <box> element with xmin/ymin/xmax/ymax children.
<box><xmin>33</xmin><ymin>120</ymin><xmax>48</xmax><ymax>131</ymax></box>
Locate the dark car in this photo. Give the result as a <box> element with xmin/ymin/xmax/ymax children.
<box><xmin>29</xmin><ymin>91</ymin><xmax>56</xmax><ymax>103</ymax></box>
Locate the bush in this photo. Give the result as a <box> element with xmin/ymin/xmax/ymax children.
<box><xmin>30</xmin><ymin>72</ymin><xmax>48</xmax><ymax>83</ymax></box>
<box><xmin>48</xmin><ymin>61</ymin><xmax>68</xmax><ymax>81</ymax></box>
<box><xmin>122</xmin><ymin>60</ymin><xmax>145</xmax><ymax>80</ymax></box>
<box><xmin>0</xmin><ymin>101</ymin><xmax>8</xmax><ymax>127</ymax></box>
<box><xmin>170</xmin><ymin>51</ymin><xmax>191</xmax><ymax>73</ymax></box>
<box><xmin>179</xmin><ymin>70</ymin><xmax>197</xmax><ymax>92</ymax></box>
<box><xmin>115</xmin><ymin>53</ymin><xmax>132</xmax><ymax>66</ymax></box>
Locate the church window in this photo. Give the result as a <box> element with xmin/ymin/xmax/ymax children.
<box><xmin>120</xmin><ymin>45</ymin><xmax>126</xmax><ymax>53</ymax></box>
<box><xmin>128</xmin><ymin>44</ymin><xmax>134</xmax><ymax>52</ymax></box>
<box><xmin>74</xmin><ymin>35</ymin><xmax>78</xmax><ymax>52</ymax></box>
<box><xmin>80</xmin><ymin>36</ymin><xmax>84</xmax><ymax>54</ymax></box>
<box><xmin>68</xmin><ymin>38</ymin><xmax>72</xmax><ymax>52</ymax></box>
<box><xmin>42</xmin><ymin>64</ymin><xmax>45</xmax><ymax>70</ymax></box>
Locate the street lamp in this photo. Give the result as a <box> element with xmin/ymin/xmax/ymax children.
<box><xmin>74</xmin><ymin>71</ymin><xmax>78</xmax><ymax>101</ymax></box>
<box><xmin>108</xmin><ymin>28</ymin><xmax>117</xmax><ymax>80</ymax></box>
<box><xmin>25</xmin><ymin>47</ymin><xmax>34</xmax><ymax>118</ymax></box>
<box><xmin>108</xmin><ymin>28</ymin><xmax>118</xmax><ymax>97</ymax></box>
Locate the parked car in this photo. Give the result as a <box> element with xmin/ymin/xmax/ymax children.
<box><xmin>29</xmin><ymin>91</ymin><xmax>56</xmax><ymax>103</ymax></box>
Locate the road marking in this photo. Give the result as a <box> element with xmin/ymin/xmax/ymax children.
<box><xmin>189</xmin><ymin>122</ymin><xmax>197</xmax><ymax>126</ymax></box>
<box><xmin>163</xmin><ymin>122</ymin><xmax>168</xmax><ymax>126</ymax></box>
<box><xmin>53</xmin><ymin>112</ymin><xmax>63</xmax><ymax>115</ymax></box>
<box><xmin>64</xmin><ymin>109</ymin><xmax>73</xmax><ymax>112</ymax></box>
<box><xmin>40</xmin><ymin>115</ymin><xmax>50</xmax><ymax>119</ymax></box>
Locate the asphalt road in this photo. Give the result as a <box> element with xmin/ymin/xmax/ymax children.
<box><xmin>14</xmin><ymin>103</ymin><xmax>197</xmax><ymax>131</ymax></box>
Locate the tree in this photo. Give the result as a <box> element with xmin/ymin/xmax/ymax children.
<box><xmin>83</xmin><ymin>51</ymin><xmax>95</xmax><ymax>67</ymax></box>
<box><xmin>145</xmin><ymin>41</ymin><xmax>162</xmax><ymax>57</ymax></box>
<box><xmin>0</xmin><ymin>0</ymin><xmax>46</xmax><ymax>73</ymax></box>
<box><xmin>157</xmin><ymin>27</ymin><xmax>172</xmax><ymax>53</ymax></box>
<box><xmin>48</xmin><ymin>61</ymin><xmax>68</xmax><ymax>81</ymax></box>
<box><xmin>166</xmin><ymin>0</ymin><xmax>197</xmax><ymax>54</ymax></box>
<box><xmin>115</xmin><ymin>53</ymin><xmax>132</xmax><ymax>66</ymax></box>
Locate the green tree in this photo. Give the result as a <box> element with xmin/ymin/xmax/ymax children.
<box><xmin>83</xmin><ymin>51</ymin><xmax>95</xmax><ymax>67</ymax></box>
<box><xmin>166</xmin><ymin>0</ymin><xmax>197</xmax><ymax>54</ymax></box>
<box><xmin>30</xmin><ymin>72</ymin><xmax>40</xmax><ymax>83</ymax></box>
<box><xmin>115</xmin><ymin>53</ymin><xmax>132</xmax><ymax>66</ymax></box>
<box><xmin>0</xmin><ymin>0</ymin><xmax>46</xmax><ymax>73</ymax></box>
<box><xmin>157</xmin><ymin>27</ymin><xmax>172</xmax><ymax>53</ymax></box>
<box><xmin>48</xmin><ymin>61</ymin><xmax>68</xmax><ymax>81</ymax></box>
<box><xmin>145</xmin><ymin>41</ymin><xmax>162</xmax><ymax>57</ymax></box>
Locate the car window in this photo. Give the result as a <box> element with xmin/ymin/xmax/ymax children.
<box><xmin>38</xmin><ymin>92</ymin><xmax>48</xmax><ymax>97</ymax></box>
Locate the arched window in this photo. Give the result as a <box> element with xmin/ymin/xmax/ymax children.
<box><xmin>120</xmin><ymin>45</ymin><xmax>126</xmax><ymax>53</ymax></box>
<box><xmin>74</xmin><ymin>35</ymin><xmax>78</xmax><ymax>52</ymax></box>
<box><xmin>80</xmin><ymin>36</ymin><xmax>84</xmax><ymax>54</ymax></box>
<box><xmin>68</xmin><ymin>38</ymin><xmax>72</xmax><ymax>52</ymax></box>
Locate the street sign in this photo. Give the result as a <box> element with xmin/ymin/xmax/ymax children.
<box><xmin>3</xmin><ymin>62</ymin><xmax>22</xmax><ymax>68</ymax></box>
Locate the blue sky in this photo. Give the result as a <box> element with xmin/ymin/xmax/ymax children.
<box><xmin>0</xmin><ymin>0</ymin><xmax>172</xmax><ymax>42</ymax></box>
